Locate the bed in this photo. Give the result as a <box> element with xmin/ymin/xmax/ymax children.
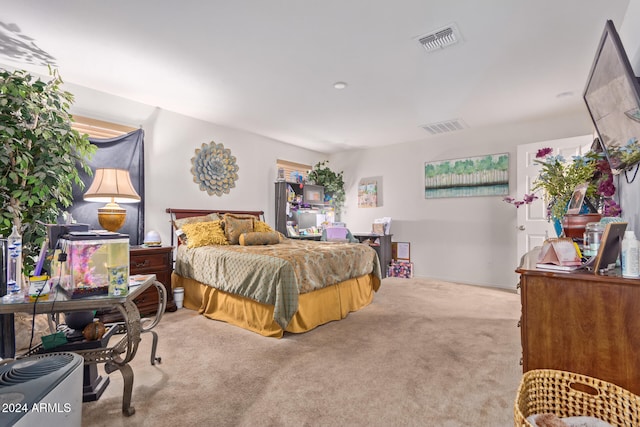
<box><xmin>165</xmin><ymin>208</ymin><xmax>382</xmax><ymax>338</ymax></box>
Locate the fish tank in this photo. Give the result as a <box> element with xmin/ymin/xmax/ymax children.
<box><xmin>51</xmin><ymin>234</ymin><xmax>129</xmax><ymax>298</ymax></box>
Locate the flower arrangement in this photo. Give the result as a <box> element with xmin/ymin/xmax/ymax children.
<box><xmin>504</xmin><ymin>146</ymin><xmax>621</xmax><ymax>220</ymax></box>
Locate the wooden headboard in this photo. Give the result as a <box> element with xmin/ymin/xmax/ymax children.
<box><xmin>165</xmin><ymin>208</ymin><xmax>265</xmax><ymax>246</ymax></box>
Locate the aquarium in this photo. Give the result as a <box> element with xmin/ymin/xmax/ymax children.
<box><xmin>51</xmin><ymin>235</ymin><xmax>129</xmax><ymax>298</ymax></box>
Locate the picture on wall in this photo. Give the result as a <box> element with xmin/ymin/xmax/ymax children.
<box><xmin>425</xmin><ymin>153</ymin><xmax>509</xmax><ymax>199</ymax></box>
<box><xmin>191</xmin><ymin>140</ymin><xmax>239</xmax><ymax>196</ymax></box>
<box><xmin>358</xmin><ymin>179</ymin><xmax>378</xmax><ymax>207</ymax></box>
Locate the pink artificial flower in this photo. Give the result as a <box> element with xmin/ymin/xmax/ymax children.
<box><xmin>504</xmin><ymin>193</ymin><xmax>538</xmax><ymax>208</ymax></box>
<box><xmin>598</xmin><ymin>178</ymin><xmax>616</xmax><ymax>197</ymax></box>
<box><xmin>602</xmin><ymin>198</ymin><xmax>622</xmax><ymax>217</ymax></box>
<box><xmin>536</xmin><ymin>147</ymin><xmax>553</xmax><ymax>158</ymax></box>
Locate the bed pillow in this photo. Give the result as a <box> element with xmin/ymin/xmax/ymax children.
<box><xmin>253</xmin><ymin>220</ymin><xmax>275</xmax><ymax>233</ymax></box>
<box><xmin>223</xmin><ymin>214</ymin><xmax>256</xmax><ymax>244</ymax></box>
<box><xmin>181</xmin><ymin>220</ymin><xmax>229</xmax><ymax>248</ymax></box>
<box><xmin>239</xmin><ymin>231</ymin><xmax>281</xmax><ymax>246</ymax></box>
<box><xmin>173</xmin><ymin>213</ymin><xmax>220</xmax><ymax>231</ymax></box>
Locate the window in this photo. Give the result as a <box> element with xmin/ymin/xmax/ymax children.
<box><xmin>71</xmin><ymin>115</ymin><xmax>137</xmax><ymax>139</ymax></box>
<box><xmin>276</xmin><ymin>159</ymin><xmax>311</xmax><ymax>182</ymax></box>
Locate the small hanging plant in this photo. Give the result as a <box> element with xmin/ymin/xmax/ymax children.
<box><xmin>307</xmin><ymin>161</ymin><xmax>345</xmax><ymax>212</ymax></box>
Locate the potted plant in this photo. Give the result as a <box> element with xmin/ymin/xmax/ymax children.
<box><xmin>307</xmin><ymin>161</ymin><xmax>346</xmax><ymax>213</ymax></box>
<box><xmin>0</xmin><ymin>68</ymin><xmax>96</xmax><ymax>275</ymax></box>
<box><xmin>504</xmin><ymin>146</ymin><xmax>621</xmax><ymax>236</ymax></box>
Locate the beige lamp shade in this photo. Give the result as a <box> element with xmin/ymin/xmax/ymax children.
<box><xmin>84</xmin><ymin>168</ymin><xmax>140</xmax><ymax>232</ymax></box>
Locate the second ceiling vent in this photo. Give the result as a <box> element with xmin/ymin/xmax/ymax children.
<box><xmin>421</xmin><ymin>119</ymin><xmax>467</xmax><ymax>135</ymax></box>
<box><xmin>418</xmin><ymin>23</ymin><xmax>462</xmax><ymax>52</ymax></box>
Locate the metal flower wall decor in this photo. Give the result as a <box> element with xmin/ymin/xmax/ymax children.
<box><xmin>190</xmin><ymin>141</ymin><xmax>239</xmax><ymax>196</ymax></box>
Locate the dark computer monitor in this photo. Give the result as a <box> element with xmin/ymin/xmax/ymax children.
<box><xmin>296</xmin><ymin>210</ymin><xmax>319</xmax><ymax>230</ymax></box>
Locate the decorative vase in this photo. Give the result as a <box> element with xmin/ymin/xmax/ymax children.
<box><xmin>561</xmin><ymin>213</ymin><xmax>602</xmax><ymax>239</ymax></box>
<box><xmin>552</xmin><ymin>219</ymin><xmax>563</xmax><ymax>237</ymax></box>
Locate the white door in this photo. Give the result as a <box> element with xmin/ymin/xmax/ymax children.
<box><xmin>516</xmin><ymin>135</ymin><xmax>593</xmax><ymax>264</ymax></box>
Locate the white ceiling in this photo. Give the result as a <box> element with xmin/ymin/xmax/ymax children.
<box><xmin>0</xmin><ymin>1</ymin><xmax>632</xmax><ymax>153</ymax></box>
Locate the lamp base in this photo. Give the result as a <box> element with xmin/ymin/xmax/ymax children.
<box><xmin>97</xmin><ymin>203</ymin><xmax>126</xmax><ymax>232</ymax></box>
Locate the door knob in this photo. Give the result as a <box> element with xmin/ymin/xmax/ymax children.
<box><xmin>518</xmin><ymin>225</ymin><xmax>526</xmax><ymax>231</ymax></box>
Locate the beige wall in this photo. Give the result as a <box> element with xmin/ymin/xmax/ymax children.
<box><xmin>67</xmin><ymin>83</ymin><xmax>326</xmax><ymax>249</ymax></box>
<box><xmin>330</xmin><ymin>114</ymin><xmax>591</xmax><ymax>289</ymax></box>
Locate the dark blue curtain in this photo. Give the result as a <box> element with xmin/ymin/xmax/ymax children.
<box><xmin>69</xmin><ymin>129</ymin><xmax>145</xmax><ymax>245</ymax></box>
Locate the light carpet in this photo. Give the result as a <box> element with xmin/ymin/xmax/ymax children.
<box><xmin>81</xmin><ymin>277</ymin><xmax>523</xmax><ymax>427</ymax></box>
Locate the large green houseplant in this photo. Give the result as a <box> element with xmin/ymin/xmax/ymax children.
<box><xmin>0</xmin><ymin>68</ymin><xmax>96</xmax><ymax>275</ymax></box>
<box><xmin>307</xmin><ymin>160</ymin><xmax>345</xmax><ymax>213</ymax></box>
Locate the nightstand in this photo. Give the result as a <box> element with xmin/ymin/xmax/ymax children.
<box><xmin>97</xmin><ymin>246</ymin><xmax>176</xmax><ymax>323</ymax></box>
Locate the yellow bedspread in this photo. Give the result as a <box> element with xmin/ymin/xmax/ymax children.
<box><xmin>174</xmin><ymin>239</ymin><xmax>381</xmax><ymax>328</ymax></box>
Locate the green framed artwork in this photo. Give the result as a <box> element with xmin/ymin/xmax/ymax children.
<box><xmin>358</xmin><ymin>179</ymin><xmax>378</xmax><ymax>208</ymax></box>
<box><xmin>425</xmin><ymin>153</ymin><xmax>509</xmax><ymax>198</ymax></box>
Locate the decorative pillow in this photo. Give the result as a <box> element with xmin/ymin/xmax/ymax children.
<box><xmin>173</xmin><ymin>213</ymin><xmax>220</xmax><ymax>230</ymax></box>
<box><xmin>223</xmin><ymin>214</ymin><xmax>256</xmax><ymax>244</ymax></box>
<box><xmin>181</xmin><ymin>220</ymin><xmax>229</xmax><ymax>248</ymax></box>
<box><xmin>239</xmin><ymin>231</ymin><xmax>281</xmax><ymax>246</ymax></box>
<box><xmin>254</xmin><ymin>220</ymin><xmax>275</xmax><ymax>233</ymax></box>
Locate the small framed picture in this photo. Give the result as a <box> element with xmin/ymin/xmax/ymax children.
<box><xmin>392</xmin><ymin>242</ymin><xmax>411</xmax><ymax>261</ymax></box>
<box><xmin>372</xmin><ymin>223</ymin><xmax>385</xmax><ymax>235</ymax></box>
<box><xmin>593</xmin><ymin>222</ymin><xmax>628</xmax><ymax>272</ymax></box>
<box><xmin>566</xmin><ymin>183</ymin><xmax>589</xmax><ymax>215</ymax></box>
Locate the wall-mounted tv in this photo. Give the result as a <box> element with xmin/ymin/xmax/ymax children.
<box><xmin>583</xmin><ymin>20</ymin><xmax>640</xmax><ymax>172</ymax></box>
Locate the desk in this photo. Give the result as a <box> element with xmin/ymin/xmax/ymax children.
<box><xmin>353</xmin><ymin>234</ymin><xmax>393</xmax><ymax>278</ymax></box>
<box><xmin>0</xmin><ymin>275</ymin><xmax>166</xmax><ymax>416</ymax></box>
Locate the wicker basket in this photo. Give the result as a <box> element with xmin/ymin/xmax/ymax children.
<box><xmin>514</xmin><ymin>369</ymin><xmax>640</xmax><ymax>426</ymax></box>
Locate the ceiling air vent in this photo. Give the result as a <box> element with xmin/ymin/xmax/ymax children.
<box><xmin>418</xmin><ymin>23</ymin><xmax>462</xmax><ymax>52</ymax></box>
<box><xmin>421</xmin><ymin>119</ymin><xmax>466</xmax><ymax>135</ymax></box>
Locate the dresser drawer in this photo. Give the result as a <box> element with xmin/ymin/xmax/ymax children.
<box><xmin>133</xmin><ymin>286</ymin><xmax>160</xmax><ymax>310</ymax></box>
<box><xmin>130</xmin><ymin>252</ymin><xmax>171</xmax><ymax>272</ymax></box>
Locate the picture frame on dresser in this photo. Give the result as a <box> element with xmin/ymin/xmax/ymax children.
<box><xmin>593</xmin><ymin>222</ymin><xmax>627</xmax><ymax>273</ymax></box>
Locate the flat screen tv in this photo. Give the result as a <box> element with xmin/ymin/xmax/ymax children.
<box><xmin>584</xmin><ymin>20</ymin><xmax>640</xmax><ymax>172</ymax></box>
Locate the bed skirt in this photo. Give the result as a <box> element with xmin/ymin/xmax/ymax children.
<box><xmin>172</xmin><ymin>272</ymin><xmax>381</xmax><ymax>338</ymax></box>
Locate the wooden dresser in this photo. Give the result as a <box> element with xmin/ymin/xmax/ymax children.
<box><xmin>517</xmin><ymin>261</ymin><xmax>640</xmax><ymax>395</ymax></box>
<box><xmin>98</xmin><ymin>246</ymin><xmax>176</xmax><ymax>323</ymax></box>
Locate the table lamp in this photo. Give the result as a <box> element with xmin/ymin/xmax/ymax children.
<box><xmin>83</xmin><ymin>168</ymin><xmax>140</xmax><ymax>232</ymax></box>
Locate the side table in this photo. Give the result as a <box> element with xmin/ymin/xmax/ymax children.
<box><xmin>129</xmin><ymin>246</ymin><xmax>176</xmax><ymax>313</ymax></box>
<box><xmin>0</xmin><ymin>275</ymin><xmax>166</xmax><ymax>416</ymax></box>
<box><xmin>353</xmin><ymin>233</ymin><xmax>393</xmax><ymax>278</ymax></box>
